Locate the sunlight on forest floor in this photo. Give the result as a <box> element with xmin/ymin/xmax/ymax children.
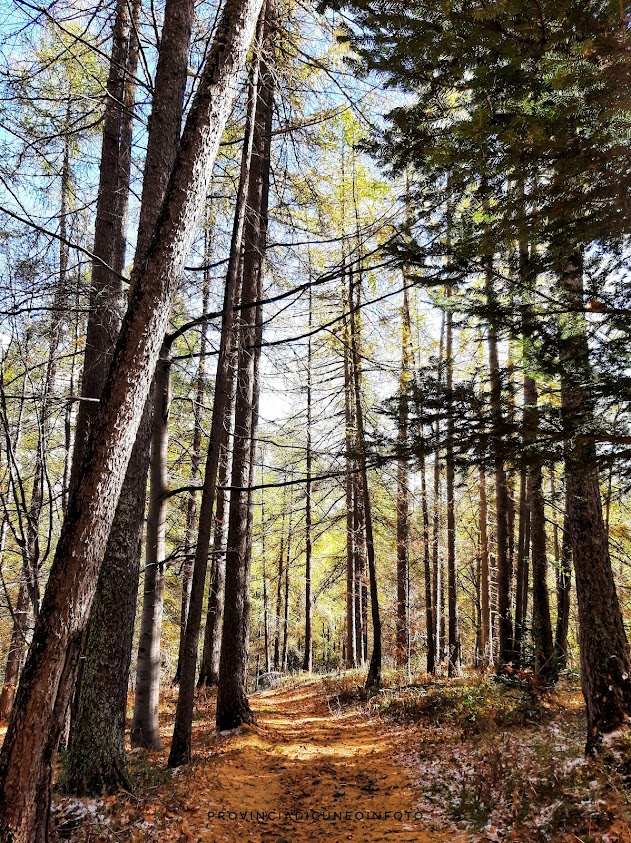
<box><xmin>49</xmin><ymin>674</ymin><xmax>631</xmax><ymax>842</ymax></box>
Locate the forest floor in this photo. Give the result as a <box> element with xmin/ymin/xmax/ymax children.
<box><xmin>49</xmin><ymin>672</ymin><xmax>631</xmax><ymax>843</ymax></box>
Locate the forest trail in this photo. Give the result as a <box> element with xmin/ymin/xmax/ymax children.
<box><xmin>151</xmin><ymin>679</ymin><xmax>447</xmax><ymax>843</ymax></box>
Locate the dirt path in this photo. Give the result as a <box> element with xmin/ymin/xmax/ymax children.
<box><xmin>158</xmin><ymin>679</ymin><xmax>444</xmax><ymax>843</ymax></box>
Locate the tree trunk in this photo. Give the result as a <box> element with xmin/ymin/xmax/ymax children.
<box><xmin>445</xmin><ymin>297</ymin><xmax>460</xmax><ymax>677</ymax></box>
<box><xmin>524</xmin><ymin>373</ymin><xmax>554</xmax><ymax>678</ymax></box>
<box><xmin>558</xmin><ymin>254</ymin><xmax>631</xmax><ymax>752</ymax></box>
<box><xmin>0</xmin><ymin>0</ymin><xmax>264</xmax><ymax>835</ymax></box>
<box><xmin>343</xmin><ymin>274</ymin><xmax>357</xmax><ymax>668</ymax></box>
<box><xmin>66</xmin><ymin>0</ymin><xmax>194</xmax><ymax>792</ymax></box>
<box><xmin>553</xmin><ymin>473</ymin><xmax>571</xmax><ymax>669</ymax></box>
<box><xmin>348</xmin><ymin>271</ymin><xmax>381</xmax><ymax>690</ymax></box>
<box><xmin>303</xmin><ymin>287</ymin><xmax>313</xmax><ymax>673</ymax></box>
<box><xmin>168</xmin><ymin>7</ymin><xmax>271</xmax><ymax>763</ymax></box>
<box><xmin>197</xmin><ymin>437</ymin><xmax>232</xmax><ymax>687</ymax></box>
<box><xmin>479</xmin><ymin>467</ymin><xmax>491</xmax><ymax>669</ymax></box>
<box><xmin>396</xmin><ymin>285</ymin><xmax>413</xmax><ymax>668</ymax></box>
<box><xmin>175</xmin><ymin>224</ymin><xmax>212</xmax><ymax>684</ymax></box>
<box><xmin>421</xmin><ymin>452</ymin><xmax>435</xmax><ymax>674</ymax></box>
<box><xmin>485</xmin><ymin>263</ymin><xmax>513</xmax><ymax>666</ymax></box>
<box><xmin>130</xmin><ymin>345</ymin><xmax>170</xmax><ymax>749</ymax></box>
<box><xmin>432</xmin><ymin>312</ymin><xmax>445</xmax><ymax>669</ymax></box>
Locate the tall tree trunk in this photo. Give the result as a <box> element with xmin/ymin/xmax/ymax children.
<box><xmin>175</xmin><ymin>222</ymin><xmax>212</xmax><ymax>684</ymax></box>
<box><xmin>214</xmin><ymin>3</ymin><xmax>274</xmax><ymax>731</ymax></box>
<box><xmin>553</xmin><ymin>472</ymin><xmax>571</xmax><ymax>668</ymax></box>
<box><xmin>303</xmin><ymin>287</ymin><xmax>313</xmax><ymax>673</ymax></box>
<box><xmin>479</xmin><ymin>467</ymin><xmax>491</xmax><ymax>669</ymax></box>
<box><xmin>130</xmin><ymin>345</ymin><xmax>170</xmax><ymax>749</ymax></box>
<box><xmin>396</xmin><ymin>285</ymin><xmax>413</xmax><ymax>668</ymax></box>
<box><xmin>485</xmin><ymin>263</ymin><xmax>513</xmax><ymax>666</ymax></box>
<box><xmin>558</xmin><ymin>254</ymin><xmax>631</xmax><ymax>752</ymax></box>
<box><xmin>0</xmin><ymin>0</ymin><xmax>265</xmax><ymax>835</ymax></box>
<box><xmin>168</xmin><ymin>7</ymin><xmax>271</xmax><ymax>764</ymax></box>
<box><xmin>525</xmin><ymin>372</ymin><xmax>554</xmax><ymax>678</ymax></box>
<box><xmin>262</xmin><ymin>490</ymin><xmax>271</xmax><ymax>674</ymax></box>
<box><xmin>513</xmin><ymin>464</ymin><xmax>529</xmax><ymax>665</ymax></box>
<box><xmin>282</xmin><ymin>515</ymin><xmax>291</xmax><ymax>672</ymax></box>
<box><xmin>273</xmin><ymin>529</ymin><xmax>285</xmax><ymax>672</ymax></box>
<box><xmin>445</xmin><ymin>296</ymin><xmax>460</xmax><ymax>677</ymax></box>
<box><xmin>197</xmin><ymin>436</ymin><xmax>232</xmax><ymax>687</ymax></box>
<box><xmin>66</xmin><ymin>0</ymin><xmax>194</xmax><ymax>793</ymax></box>
<box><xmin>349</xmin><ymin>270</ymin><xmax>381</xmax><ymax>690</ymax></box>
<box><xmin>421</xmin><ymin>452</ymin><xmax>435</xmax><ymax>674</ymax></box>
<box><xmin>432</xmin><ymin>312</ymin><xmax>445</xmax><ymax>669</ymax></box>
<box><xmin>343</xmin><ymin>272</ymin><xmax>357</xmax><ymax>669</ymax></box>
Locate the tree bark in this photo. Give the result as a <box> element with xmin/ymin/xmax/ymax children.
<box><xmin>130</xmin><ymin>345</ymin><xmax>170</xmax><ymax>749</ymax></box>
<box><xmin>396</xmin><ymin>285</ymin><xmax>413</xmax><ymax>668</ymax></box>
<box><xmin>348</xmin><ymin>271</ymin><xmax>381</xmax><ymax>690</ymax></box>
<box><xmin>558</xmin><ymin>254</ymin><xmax>631</xmax><ymax>752</ymax></box>
<box><xmin>66</xmin><ymin>0</ymin><xmax>194</xmax><ymax>792</ymax></box>
<box><xmin>168</xmin><ymin>7</ymin><xmax>270</xmax><ymax>763</ymax></box>
<box><xmin>303</xmin><ymin>286</ymin><xmax>313</xmax><ymax>673</ymax></box>
<box><xmin>479</xmin><ymin>467</ymin><xmax>491</xmax><ymax>669</ymax></box>
<box><xmin>445</xmin><ymin>296</ymin><xmax>460</xmax><ymax>677</ymax></box>
<box><xmin>214</xmin><ymin>1</ymin><xmax>275</xmax><ymax>732</ymax></box>
<box><xmin>485</xmin><ymin>263</ymin><xmax>513</xmax><ymax>666</ymax></box>
<box><xmin>175</xmin><ymin>224</ymin><xmax>212</xmax><ymax>684</ymax></box>
<box><xmin>0</xmin><ymin>0</ymin><xmax>265</xmax><ymax>835</ymax></box>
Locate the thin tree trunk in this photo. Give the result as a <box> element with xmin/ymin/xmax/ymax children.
<box><xmin>343</xmin><ymin>272</ymin><xmax>357</xmax><ymax>669</ymax></box>
<box><xmin>0</xmin><ymin>0</ymin><xmax>265</xmax><ymax>835</ymax></box>
<box><xmin>396</xmin><ymin>285</ymin><xmax>413</xmax><ymax>668</ymax></box>
<box><xmin>485</xmin><ymin>263</ymin><xmax>513</xmax><ymax>666</ymax></box>
<box><xmin>175</xmin><ymin>223</ymin><xmax>212</xmax><ymax>684</ymax></box>
<box><xmin>349</xmin><ymin>270</ymin><xmax>381</xmax><ymax>690</ymax></box>
<box><xmin>479</xmin><ymin>467</ymin><xmax>491</xmax><ymax>669</ymax></box>
<box><xmin>303</xmin><ymin>286</ymin><xmax>313</xmax><ymax>673</ymax></box>
<box><xmin>553</xmin><ymin>472</ymin><xmax>571</xmax><ymax>668</ymax></box>
<box><xmin>131</xmin><ymin>345</ymin><xmax>170</xmax><ymax>749</ymax></box>
<box><xmin>432</xmin><ymin>313</ymin><xmax>445</xmax><ymax>669</ymax></box>
<box><xmin>212</xmin><ymin>0</ymin><xmax>275</xmax><ymax>735</ymax></box>
<box><xmin>421</xmin><ymin>452</ymin><xmax>435</xmax><ymax>674</ymax></box>
<box><xmin>525</xmin><ymin>372</ymin><xmax>554</xmax><ymax>678</ymax></box>
<box><xmin>445</xmin><ymin>296</ymin><xmax>460</xmax><ymax>677</ymax></box>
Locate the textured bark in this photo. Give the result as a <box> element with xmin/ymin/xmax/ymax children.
<box><xmin>169</xmin><ymin>3</ymin><xmax>271</xmax><ymax>767</ymax></box>
<box><xmin>175</xmin><ymin>234</ymin><xmax>211</xmax><ymax>685</ymax></box>
<box><xmin>343</xmin><ymin>294</ymin><xmax>357</xmax><ymax>668</ymax></box>
<box><xmin>214</xmin><ymin>3</ymin><xmax>274</xmax><ymax>732</ymax></box>
<box><xmin>445</xmin><ymin>299</ymin><xmax>460</xmax><ymax>677</ymax></box>
<box><xmin>348</xmin><ymin>274</ymin><xmax>381</xmax><ymax>690</ymax></box>
<box><xmin>395</xmin><ymin>286</ymin><xmax>412</xmax><ymax>668</ymax></box>
<box><xmin>197</xmin><ymin>438</ymin><xmax>232</xmax><ymax>687</ymax></box>
<box><xmin>432</xmin><ymin>312</ymin><xmax>445</xmax><ymax>669</ymax></box>
<box><xmin>421</xmin><ymin>454</ymin><xmax>435</xmax><ymax>674</ymax></box>
<box><xmin>67</xmin><ymin>0</ymin><xmax>194</xmax><ymax>791</ymax></box>
<box><xmin>479</xmin><ymin>468</ymin><xmax>491</xmax><ymax>669</ymax></box>
<box><xmin>282</xmin><ymin>520</ymin><xmax>291</xmax><ymax>672</ymax></box>
<box><xmin>513</xmin><ymin>465</ymin><xmax>529</xmax><ymax>665</ymax></box>
<box><xmin>273</xmin><ymin>531</ymin><xmax>285</xmax><ymax>672</ymax></box>
<box><xmin>554</xmin><ymin>479</ymin><xmax>572</xmax><ymax>669</ymax></box>
<box><xmin>0</xmin><ymin>582</ymin><xmax>30</xmax><ymax>722</ymax></box>
<box><xmin>485</xmin><ymin>264</ymin><xmax>513</xmax><ymax>666</ymax></box>
<box><xmin>0</xmin><ymin>0</ymin><xmax>265</xmax><ymax>836</ymax></box>
<box><xmin>558</xmin><ymin>255</ymin><xmax>631</xmax><ymax>752</ymax></box>
<box><xmin>524</xmin><ymin>374</ymin><xmax>554</xmax><ymax>678</ymax></box>
<box><xmin>68</xmin><ymin>0</ymin><xmax>140</xmax><ymax>486</ymax></box>
<box><xmin>303</xmin><ymin>287</ymin><xmax>313</xmax><ymax>673</ymax></box>
<box><xmin>131</xmin><ymin>347</ymin><xmax>170</xmax><ymax>749</ymax></box>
